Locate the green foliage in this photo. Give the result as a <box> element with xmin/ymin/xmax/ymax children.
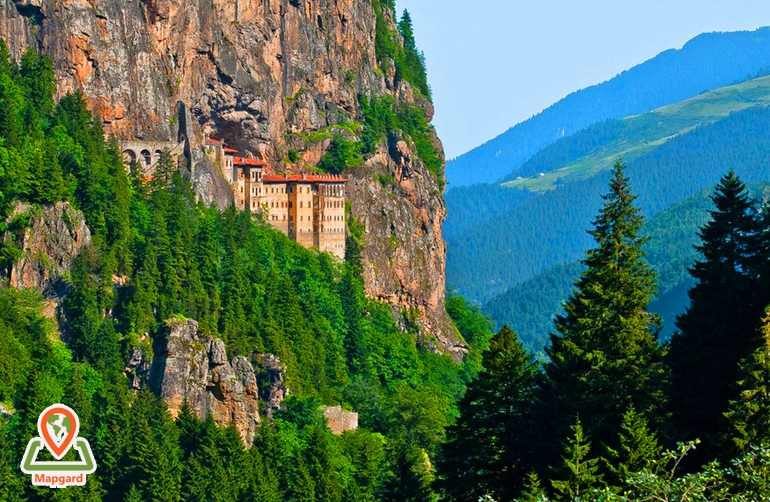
<box><xmin>668</xmin><ymin>170</ymin><xmax>765</xmax><ymax>464</ymax></box>
<box><xmin>448</xmin><ymin>105</ymin><xmax>770</xmax><ymax>305</ymax></box>
<box><xmin>544</xmin><ymin>163</ymin><xmax>667</xmax><ymax>477</ymax></box>
<box><xmin>725</xmin><ymin>308</ymin><xmax>770</xmax><ymax>455</ymax></box>
<box><xmin>317</xmin><ymin>135</ymin><xmax>363</xmax><ymax>173</ymax></box>
<box><xmin>0</xmin><ymin>42</ymin><xmax>460</xmax><ymax>501</ymax></box>
<box><xmin>358</xmin><ymin>95</ymin><xmax>443</xmax><ymax>187</ymax></box>
<box><xmin>551</xmin><ymin>418</ymin><xmax>603</xmax><ymax>500</ymax></box>
<box><xmin>371</xmin><ymin>3</ymin><xmax>431</xmax><ymax>99</ymax></box>
<box><xmin>436</xmin><ymin>325</ymin><xmax>540</xmax><ymax>502</ymax></box>
<box><xmin>447</xmin><ymin>27</ymin><xmax>770</xmax><ymax>187</ymax></box>
<box><xmin>605</xmin><ymin>406</ymin><xmax>662</xmax><ymax>486</ymax></box>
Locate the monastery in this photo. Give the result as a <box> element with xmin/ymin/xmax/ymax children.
<box><xmin>120</xmin><ymin>139</ymin><xmax>348</xmax><ymax>260</ymax></box>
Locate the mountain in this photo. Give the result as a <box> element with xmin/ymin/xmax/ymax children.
<box><xmin>447</xmin><ymin>101</ymin><xmax>770</xmax><ymax>304</ymax></box>
<box><xmin>445</xmin><ymin>26</ymin><xmax>770</xmax><ymax>187</ymax></box>
<box><xmin>0</xmin><ymin>0</ymin><xmax>461</xmax><ymax>352</ymax></box>
<box><xmin>0</xmin><ymin>1</ymin><xmax>500</xmax><ymax>500</ymax></box>
<box><xmin>504</xmin><ymin>74</ymin><xmax>770</xmax><ymax>190</ymax></box>
<box><xmin>482</xmin><ymin>188</ymin><xmax>719</xmax><ymax>357</ymax></box>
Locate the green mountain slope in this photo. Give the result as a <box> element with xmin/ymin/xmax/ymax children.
<box><xmin>504</xmin><ymin>75</ymin><xmax>770</xmax><ymax>191</ymax></box>
<box><xmin>445</xmin><ymin>27</ymin><xmax>770</xmax><ymax>187</ymax></box>
<box><xmin>447</xmin><ymin>104</ymin><xmax>770</xmax><ymax>304</ymax></box>
<box><xmin>482</xmin><ymin>188</ymin><xmax>718</xmax><ymax>356</ymax></box>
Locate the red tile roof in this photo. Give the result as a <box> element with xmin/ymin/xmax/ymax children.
<box><xmin>233</xmin><ymin>156</ymin><xmax>267</xmax><ymax>167</ymax></box>
<box><xmin>206</xmin><ymin>138</ymin><xmax>225</xmax><ymax>145</ymax></box>
<box><xmin>223</xmin><ymin>147</ymin><xmax>239</xmax><ymax>154</ymax></box>
<box><xmin>262</xmin><ymin>174</ymin><xmax>348</xmax><ymax>183</ymax></box>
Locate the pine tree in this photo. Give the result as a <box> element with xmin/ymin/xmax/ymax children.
<box><xmin>0</xmin><ymin>420</ymin><xmax>24</xmax><ymax>502</ymax></box>
<box><xmin>605</xmin><ymin>405</ymin><xmax>661</xmax><ymax>486</ymax></box>
<box><xmin>543</xmin><ymin>161</ymin><xmax>667</xmax><ymax>470</ymax></box>
<box><xmin>518</xmin><ymin>472</ymin><xmax>547</xmax><ymax>502</ymax></box>
<box><xmin>383</xmin><ymin>443</ymin><xmax>435</xmax><ymax>502</ymax></box>
<box><xmin>668</xmin><ymin>170</ymin><xmax>763</xmax><ymax>463</ymax></box>
<box><xmin>551</xmin><ymin>418</ymin><xmax>603</xmax><ymax>500</ymax></box>
<box><xmin>435</xmin><ymin>325</ymin><xmax>539</xmax><ymax>502</ymax></box>
<box><xmin>725</xmin><ymin>308</ymin><xmax>770</xmax><ymax>455</ymax></box>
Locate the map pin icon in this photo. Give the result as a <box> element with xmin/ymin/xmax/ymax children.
<box><xmin>38</xmin><ymin>404</ymin><xmax>80</xmax><ymax>460</ymax></box>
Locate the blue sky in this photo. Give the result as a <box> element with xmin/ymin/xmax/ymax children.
<box><xmin>396</xmin><ymin>0</ymin><xmax>770</xmax><ymax>159</ymax></box>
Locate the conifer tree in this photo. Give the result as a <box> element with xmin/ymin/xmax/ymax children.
<box><xmin>606</xmin><ymin>405</ymin><xmax>662</xmax><ymax>486</ymax></box>
<box><xmin>668</xmin><ymin>170</ymin><xmax>763</xmax><ymax>462</ymax></box>
<box><xmin>543</xmin><ymin>161</ymin><xmax>666</xmax><ymax>470</ymax></box>
<box><xmin>384</xmin><ymin>443</ymin><xmax>435</xmax><ymax>502</ymax></box>
<box><xmin>435</xmin><ymin>325</ymin><xmax>539</xmax><ymax>502</ymax></box>
<box><xmin>518</xmin><ymin>472</ymin><xmax>547</xmax><ymax>502</ymax></box>
<box><xmin>551</xmin><ymin>418</ymin><xmax>603</xmax><ymax>500</ymax></box>
<box><xmin>725</xmin><ymin>308</ymin><xmax>770</xmax><ymax>455</ymax></box>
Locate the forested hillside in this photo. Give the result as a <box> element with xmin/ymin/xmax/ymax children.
<box><xmin>437</xmin><ymin>167</ymin><xmax>770</xmax><ymax>501</ymax></box>
<box><xmin>0</xmin><ymin>43</ymin><xmax>496</xmax><ymax>500</ymax></box>
<box><xmin>504</xmin><ymin>74</ymin><xmax>770</xmax><ymax>190</ymax></box>
<box><xmin>448</xmin><ymin>104</ymin><xmax>770</xmax><ymax>303</ymax></box>
<box><xmin>482</xmin><ymin>187</ymin><xmax>725</xmax><ymax>357</ymax></box>
<box><xmin>446</xmin><ymin>26</ymin><xmax>770</xmax><ymax>187</ymax></box>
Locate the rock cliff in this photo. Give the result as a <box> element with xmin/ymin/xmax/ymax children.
<box><xmin>2</xmin><ymin>201</ymin><xmax>91</xmax><ymax>296</ymax></box>
<box><xmin>0</xmin><ymin>0</ymin><xmax>461</xmax><ymax>354</ymax></box>
<box><xmin>148</xmin><ymin>318</ymin><xmax>261</xmax><ymax>445</ymax></box>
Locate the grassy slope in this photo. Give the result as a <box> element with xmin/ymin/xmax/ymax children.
<box><xmin>446</xmin><ymin>27</ymin><xmax>770</xmax><ymax>188</ymax></box>
<box><xmin>503</xmin><ymin>76</ymin><xmax>770</xmax><ymax>191</ymax></box>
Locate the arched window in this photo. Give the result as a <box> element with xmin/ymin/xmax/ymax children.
<box><xmin>141</xmin><ymin>150</ymin><xmax>152</xmax><ymax>165</ymax></box>
<box><xmin>122</xmin><ymin>150</ymin><xmax>137</xmax><ymax>164</ymax></box>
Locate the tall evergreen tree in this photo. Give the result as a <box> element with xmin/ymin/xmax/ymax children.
<box><xmin>668</xmin><ymin>170</ymin><xmax>763</xmax><ymax>463</ymax></box>
<box><xmin>435</xmin><ymin>325</ymin><xmax>539</xmax><ymax>502</ymax></box>
<box><xmin>605</xmin><ymin>405</ymin><xmax>662</xmax><ymax>486</ymax></box>
<box><xmin>543</xmin><ymin>161</ymin><xmax>667</xmax><ymax>473</ymax></box>
<box><xmin>725</xmin><ymin>308</ymin><xmax>770</xmax><ymax>455</ymax></box>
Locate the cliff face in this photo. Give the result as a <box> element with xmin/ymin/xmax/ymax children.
<box><xmin>2</xmin><ymin>201</ymin><xmax>91</xmax><ymax>296</ymax></box>
<box><xmin>148</xmin><ymin>318</ymin><xmax>261</xmax><ymax>445</ymax></box>
<box><xmin>0</xmin><ymin>0</ymin><xmax>461</xmax><ymax>354</ymax></box>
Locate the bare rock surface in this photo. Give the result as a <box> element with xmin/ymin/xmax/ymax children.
<box><xmin>2</xmin><ymin>201</ymin><xmax>91</xmax><ymax>296</ymax></box>
<box><xmin>149</xmin><ymin>318</ymin><xmax>261</xmax><ymax>444</ymax></box>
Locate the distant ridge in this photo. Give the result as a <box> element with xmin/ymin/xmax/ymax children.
<box><xmin>446</xmin><ymin>27</ymin><xmax>770</xmax><ymax>188</ymax></box>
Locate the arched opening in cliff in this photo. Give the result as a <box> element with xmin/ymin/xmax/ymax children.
<box><xmin>141</xmin><ymin>149</ymin><xmax>152</xmax><ymax>165</ymax></box>
<box><xmin>122</xmin><ymin>149</ymin><xmax>137</xmax><ymax>165</ymax></box>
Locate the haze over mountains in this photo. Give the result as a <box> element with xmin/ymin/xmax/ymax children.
<box><xmin>446</xmin><ymin>27</ymin><xmax>770</xmax><ymax>187</ymax></box>
<box><xmin>445</xmin><ymin>27</ymin><xmax>770</xmax><ymax>354</ymax></box>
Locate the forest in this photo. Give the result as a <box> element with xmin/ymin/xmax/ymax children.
<box><xmin>0</xmin><ymin>42</ymin><xmax>493</xmax><ymax>500</ymax></box>
<box><xmin>438</xmin><ymin>163</ymin><xmax>770</xmax><ymax>501</ymax></box>
<box><xmin>447</xmin><ymin>104</ymin><xmax>770</xmax><ymax>304</ymax></box>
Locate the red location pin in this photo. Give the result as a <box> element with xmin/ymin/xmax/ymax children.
<box><xmin>38</xmin><ymin>404</ymin><xmax>80</xmax><ymax>460</ymax></box>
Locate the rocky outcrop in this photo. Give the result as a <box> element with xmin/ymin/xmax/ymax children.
<box><xmin>321</xmin><ymin>405</ymin><xmax>358</xmax><ymax>434</ymax></box>
<box><xmin>149</xmin><ymin>318</ymin><xmax>260</xmax><ymax>445</ymax></box>
<box><xmin>253</xmin><ymin>353</ymin><xmax>289</xmax><ymax>419</ymax></box>
<box><xmin>0</xmin><ymin>0</ymin><xmax>461</xmax><ymax>355</ymax></box>
<box><xmin>2</xmin><ymin>201</ymin><xmax>91</xmax><ymax>296</ymax></box>
<box><xmin>350</xmin><ymin>134</ymin><xmax>466</xmax><ymax>360</ymax></box>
